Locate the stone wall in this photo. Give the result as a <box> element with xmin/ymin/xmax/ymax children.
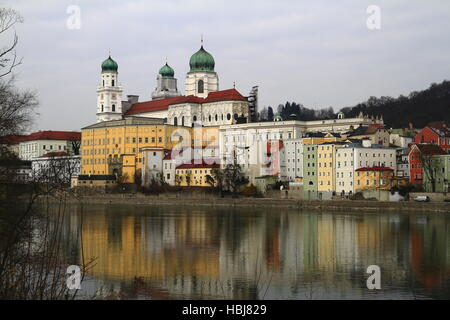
<box><xmin>66</xmin><ymin>194</ymin><xmax>450</xmax><ymax>213</ymax></box>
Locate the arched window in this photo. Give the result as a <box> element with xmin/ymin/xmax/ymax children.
<box><xmin>215</xmin><ymin>114</ymin><xmax>218</xmax><ymax>121</ymax></box>
<box><xmin>182</xmin><ymin>116</ymin><xmax>185</xmax><ymax>126</ymax></box>
<box><xmin>101</xmin><ymin>105</ymin><xmax>104</xmax><ymax>112</ymax></box>
<box><xmin>227</xmin><ymin>113</ymin><xmax>231</xmax><ymax>121</ymax></box>
<box><xmin>209</xmin><ymin>115</ymin><xmax>212</xmax><ymax>122</ymax></box>
<box><xmin>234</xmin><ymin>113</ymin><xmax>238</xmax><ymax>120</ymax></box>
<box><xmin>198</xmin><ymin>80</ymin><xmax>204</xmax><ymax>94</ymax></box>
<box><xmin>174</xmin><ymin>117</ymin><xmax>178</xmax><ymax>126</ymax></box>
<box><xmin>112</xmin><ymin>104</ymin><xmax>116</xmax><ymax>112</ymax></box>
<box><xmin>221</xmin><ymin>114</ymin><xmax>224</xmax><ymax>120</ymax></box>
<box><xmin>193</xmin><ymin>115</ymin><xmax>197</xmax><ymax>122</ymax></box>
<box><xmin>112</xmin><ymin>80</ymin><xmax>115</xmax><ymax>87</ymax></box>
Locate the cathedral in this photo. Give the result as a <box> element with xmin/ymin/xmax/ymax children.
<box><xmin>96</xmin><ymin>43</ymin><xmax>250</xmax><ymax>127</ymax></box>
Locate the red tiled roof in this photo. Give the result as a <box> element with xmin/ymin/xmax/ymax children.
<box><xmin>203</xmin><ymin>88</ymin><xmax>247</xmax><ymax>103</ymax></box>
<box><xmin>1</xmin><ymin>131</ymin><xmax>80</xmax><ymax>144</ymax></box>
<box><xmin>365</xmin><ymin>124</ymin><xmax>386</xmax><ymax>134</ymax></box>
<box><xmin>125</xmin><ymin>89</ymin><xmax>247</xmax><ymax>116</ymax></box>
<box><xmin>40</xmin><ymin>152</ymin><xmax>69</xmax><ymax>158</ymax></box>
<box><xmin>356</xmin><ymin>166</ymin><xmax>394</xmax><ymax>172</ymax></box>
<box><xmin>411</xmin><ymin>144</ymin><xmax>447</xmax><ymax>156</ymax></box>
<box><xmin>0</xmin><ymin>135</ymin><xmax>28</xmax><ymax>145</ymax></box>
<box><xmin>125</xmin><ymin>95</ymin><xmax>203</xmax><ymax>115</ymax></box>
<box><xmin>427</xmin><ymin>121</ymin><xmax>449</xmax><ymax>131</ymax></box>
<box><xmin>426</xmin><ymin>122</ymin><xmax>450</xmax><ymax>138</ymax></box>
<box><xmin>176</xmin><ymin>160</ymin><xmax>220</xmax><ymax>170</ymax></box>
<box><xmin>27</xmin><ymin>131</ymin><xmax>80</xmax><ymax>141</ymax></box>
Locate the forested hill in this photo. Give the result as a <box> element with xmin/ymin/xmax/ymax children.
<box><xmin>339</xmin><ymin>80</ymin><xmax>450</xmax><ymax>128</ymax></box>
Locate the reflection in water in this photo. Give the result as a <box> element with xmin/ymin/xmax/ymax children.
<box><xmin>59</xmin><ymin>204</ymin><xmax>450</xmax><ymax>300</ymax></box>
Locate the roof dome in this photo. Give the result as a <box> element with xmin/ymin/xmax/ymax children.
<box><xmin>101</xmin><ymin>56</ymin><xmax>118</xmax><ymax>72</ymax></box>
<box><xmin>159</xmin><ymin>63</ymin><xmax>174</xmax><ymax>78</ymax></box>
<box><xmin>274</xmin><ymin>115</ymin><xmax>283</xmax><ymax>122</ymax></box>
<box><xmin>189</xmin><ymin>46</ymin><xmax>215</xmax><ymax>72</ymax></box>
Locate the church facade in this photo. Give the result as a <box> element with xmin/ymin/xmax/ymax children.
<box><xmin>96</xmin><ymin>44</ymin><xmax>250</xmax><ymax>127</ymax></box>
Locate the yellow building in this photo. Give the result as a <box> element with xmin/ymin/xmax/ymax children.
<box><xmin>175</xmin><ymin>162</ymin><xmax>219</xmax><ymax>187</ymax></box>
<box><xmin>81</xmin><ymin>117</ymin><xmax>219</xmax><ymax>183</ymax></box>
<box><xmin>354</xmin><ymin>167</ymin><xmax>394</xmax><ymax>190</ymax></box>
<box><xmin>316</xmin><ymin>141</ymin><xmax>350</xmax><ymax>192</ymax></box>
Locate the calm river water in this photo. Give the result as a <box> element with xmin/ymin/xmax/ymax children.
<box><xmin>57</xmin><ymin>203</ymin><xmax>450</xmax><ymax>300</ymax></box>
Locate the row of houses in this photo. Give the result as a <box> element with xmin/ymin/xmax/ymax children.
<box><xmin>1</xmin><ymin>120</ymin><xmax>449</xmax><ymax>196</ymax></box>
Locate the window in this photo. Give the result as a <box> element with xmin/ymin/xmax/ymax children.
<box><xmin>101</xmin><ymin>105</ymin><xmax>104</xmax><ymax>112</ymax></box>
<box><xmin>198</xmin><ymin>80</ymin><xmax>204</xmax><ymax>93</ymax></box>
<box><xmin>112</xmin><ymin>104</ymin><xmax>116</xmax><ymax>112</ymax></box>
<box><xmin>112</xmin><ymin>80</ymin><xmax>115</xmax><ymax>86</ymax></box>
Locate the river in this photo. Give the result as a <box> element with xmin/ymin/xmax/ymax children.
<box><xmin>56</xmin><ymin>203</ymin><xmax>450</xmax><ymax>300</ymax></box>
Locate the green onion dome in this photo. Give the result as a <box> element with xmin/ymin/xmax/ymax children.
<box><xmin>101</xmin><ymin>56</ymin><xmax>118</xmax><ymax>72</ymax></box>
<box><xmin>189</xmin><ymin>46</ymin><xmax>215</xmax><ymax>72</ymax></box>
<box><xmin>159</xmin><ymin>63</ymin><xmax>174</xmax><ymax>78</ymax></box>
<box><xmin>274</xmin><ymin>115</ymin><xmax>283</xmax><ymax>121</ymax></box>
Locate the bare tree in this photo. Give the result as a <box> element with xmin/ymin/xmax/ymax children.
<box><xmin>421</xmin><ymin>155</ymin><xmax>438</xmax><ymax>192</ymax></box>
<box><xmin>0</xmin><ymin>78</ymin><xmax>38</xmax><ymax>138</ymax></box>
<box><xmin>32</xmin><ymin>155</ymin><xmax>80</xmax><ymax>185</ymax></box>
<box><xmin>223</xmin><ymin>163</ymin><xmax>248</xmax><ymax>197</ymax></box>
<box><xmin>0</xmin><ymin>8</ymin><xmax>23</xmax><ymax>78</ymax></box>
<box><xmin>70</xmin><ymin>140</ymin><xmax>81</xmax><ymax>155</ymax></box>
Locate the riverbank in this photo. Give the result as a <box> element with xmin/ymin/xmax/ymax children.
<box><xmin>63</xmin><ymin>194</ymin><xmax>450</xmax><ymax>213</ymax></box>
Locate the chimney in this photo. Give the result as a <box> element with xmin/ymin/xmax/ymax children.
<box><xmin>362</xmin><ymin>139</ymin><xmax>372</xmax><ymax>148</ymax></box>
<box><xmin>127</xmin><ymin>95</ymin><xmax>139</xmax><ymax>104</ymax></box>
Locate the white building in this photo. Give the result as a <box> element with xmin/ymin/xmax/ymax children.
<box><xmin>96</xmin><ymin>56</ymin><xmax>123</xmax><ymax>123</ymax></box>
<box><xmin>335</xmin><ymin>140</ymin><xmax>397</xmax><ymax>195</ymax></box>
<box><xmin>389</xmin><ymin>133</ymin><xmax>413</xmax><ymax>148</ymax></box>
<box><xmin>31</xmin><ymin>153</ymin><xmax>81</xmax><ymax>184</ymax></box>
<box><xmin>7</xmin><ymin>131</ymin><xmax>81</xmax><ymax>161</ymax></box>
<box><xmin>285</xmin><ymin>139</ymin><xmax>304</xmax><ymax>181</ymax></box>
<box><xmin>96</xmin><ymin>43</ymin><xmax>250</xmax><ymax>127</ymax></box>
<box><xmin>142</xmin><ymin>146</ymin><xmax>219</xmax><ymax>186</ymax></box>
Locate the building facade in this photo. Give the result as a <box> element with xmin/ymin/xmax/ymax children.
<box><xmin>355</xmin><ymin>167</ymin><xmax>394</xmax><ymax>191</ymax></box>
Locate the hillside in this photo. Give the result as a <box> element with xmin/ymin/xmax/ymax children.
<box><xmin>267</xmin><ymin>80</ymin><xmax>450</xmax><ymax>129</ymax></box>
<box><xmin>339</xmin><ymin>80</ymin><xmax>450</xmax><ymax>128</ymax></box>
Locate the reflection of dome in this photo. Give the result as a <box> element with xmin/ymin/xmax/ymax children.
<box><xmin>101</xmin><ymin>56</ymin><xmax>118</xmax><ymax>72</ymax></box>
<box><xmin>159</xmin><ymin>63</ymin><xmax>174</xmax><ymax>78</ymax></box>
<box><xmin>189</xmin><ymin>46</ymin><xmax>215</xmax><ymax>72</ymax></box>
<box><xmin>274</xmin><ymin>115</ymin><xmax>283</xmax><ymax>122</ymax></box>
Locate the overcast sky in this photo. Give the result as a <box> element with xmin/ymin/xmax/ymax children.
<box><xmin>3</xmin><ymin>0</ymin><xmax>450</xmax><ymax>132</ymax></box>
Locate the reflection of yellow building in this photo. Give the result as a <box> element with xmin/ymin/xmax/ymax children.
<box><xmin>80</xmin><ymin>209</ymin><xmax>220</xmax><ymax>281</ymax></box>
<box><xmin>317</xmin><ymin>214</ymin><xmax>336</xmax><ymax>273</ymax></box>
<box><xmin>355</xmin><ymin>167</ymin><xmax>394</xmax><ymax>190</ymax></box>
<box><xmin>175</xmin><ymin>163</ymin><xmax>219</xmax><ymax>187</ymax></box>
<box><xmin>81</xmin><ymin>117</ymin><xmax>218</xmax><ymax>183</ymax></box>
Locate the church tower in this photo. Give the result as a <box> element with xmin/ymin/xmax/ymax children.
<box><xmin>96</xmin><ymin>55</ymin><xmax>123</xmax><ymax>123</ymax></box>
<box><xmin>151</xmin><ymin>62</ymin><xmax>181</xmax><ymax>100</ymax></box>
<box><xmin>185</xmin><ymin>43</ymin><xmax>219</xmax><ymax>98</ymax></box>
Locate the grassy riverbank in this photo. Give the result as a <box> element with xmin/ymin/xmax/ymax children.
<box><xmin>63</xmin><ymin>194</ymin><xmax>450</xmax><ymax>213</ymax></box>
